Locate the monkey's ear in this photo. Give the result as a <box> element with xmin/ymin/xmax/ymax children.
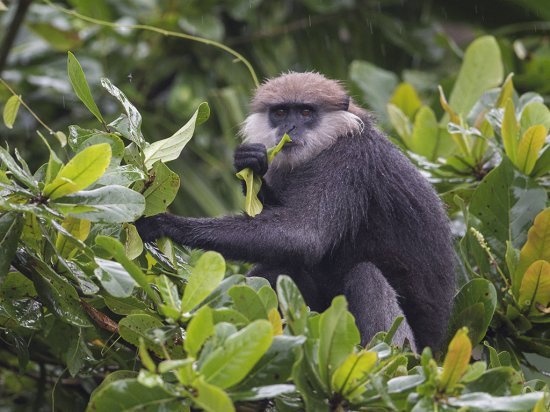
<box><xmin>343</xmin><ymin>95</ymin><xmax>351</xmax><ymax>111</ymax></box>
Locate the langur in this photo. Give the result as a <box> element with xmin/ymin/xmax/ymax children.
<box><xmin>137</xmin><ymin>72</ymin><xmax>456</xmax><ymax>351</ymax></box>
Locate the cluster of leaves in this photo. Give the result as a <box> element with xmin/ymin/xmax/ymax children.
<box><xmin>1</xmin><ymin>41</ymin><xmax>550</xmax><ymax>412</ymax></box>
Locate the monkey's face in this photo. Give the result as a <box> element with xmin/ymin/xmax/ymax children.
<box><xmin>267</xmin><ymin>104</ymin><xmax>319</xmax><ymax>150</ymax></box>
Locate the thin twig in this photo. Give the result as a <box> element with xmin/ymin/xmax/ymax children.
<box><xmin>0</xmin><ymin>0</ymin><xmax>34</xmax><ymax>74</ymax></box>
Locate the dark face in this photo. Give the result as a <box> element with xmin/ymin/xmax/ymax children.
<box><xmin>268</xmin><ymin>103</ymin><xmax>319</xmax><ymax>146</ymax></box>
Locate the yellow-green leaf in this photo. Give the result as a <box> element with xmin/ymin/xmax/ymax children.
<box><xmin>43</xmin><ymin>143</ymin><xmax>111</xmax><ymax>200</ymax></box>
<box><xmin>518</xmin><ymin>260</ymin><xmax>550</xmax><ymax>316</ymax></box>
<box><xmin>390</xmin><ymin>82</ymin><xmax>422</xmax><ymax>120</ymax></box>
<box><xmin>55</xmin><ymin>216</ymin><xmax>91</xmax><ymax>259</ymax></box>
<box><xmin>268</xmin><ymin>308</ymin><xmax>283</xmax><ymax>336</ymax></box>
<box><xmin>495</xmin><ymin>73</ymin><xmax>514</xmax><ymax>108</ymax></box>
<box><xmin>331</xmin><ymin>350</ymin><xmax>377</xmax><ymax>399</ymax></box>
<box><xmin>3</xmin><ymin>95</ymin><xmax>21</xmax><ymax>129</ymax></box>
<box><xmin>410</xmin><ymin>105</ymin><xmax>439</xmax><ymax>160</ymax></box>
<box><xmin>191</xmin><ymin>377</ymin><xmax>235</xmax><ymax>412</ymax></box>
<box><xmin>514</xmin><ymin>209</ymin><xmax>550</xmax><ymax>296</ymax></box>
<box><xmin>515</xmin><ymin>125</ymin><xmax>547</xmax><ymax>175</ymax></box>
<box><xmin>235</xmin><ymin>168</ymin><xmax>263</xmax><ymax>217</ymax></box>
<box><xmin>267</xmin><ymin>133</ymin><xmax>292</xmax><ymax>162</ymax></box>
<box><xmin>501</xmin><ymin>98</ymin><xmax>519</xmax><ymax>163</ymax></box>
<box><xmin>387</xmin><ymin>103</ymin><xmax>412</xmax><ymax>142</ymax></box>
<box><xmin>438</xmin><ymin>327</ymin><xmax>472</xmax><ymax>392</ymax></box>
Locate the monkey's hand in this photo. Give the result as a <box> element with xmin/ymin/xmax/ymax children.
<box><xmin>234</xmin><ymin>143</ymin><xmax>268</xmax><ymax>176</ymax></box>
<box><xmin>134</xmin><ymin>214</ymin><xmax>168</xmax><ymax>243</ymax></box>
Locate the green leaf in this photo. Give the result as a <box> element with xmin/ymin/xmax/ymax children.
<box><xmin>68</xmin><ymin>126</ymin><xmax>125</xmax><ymax>167</ymax></box>
<box><xmin>94</xmin><ymin>258</ymin><xmax>136</xmax><ymax>298</ymax></box>
<box><xmin>181</xmin><ymin>251</ymin><xmax>225</xmax><ymax>314</ymax></box>
<box><xmin>518</xmin><ymin>260</ymin><xmax>550</xmax><ymax>315</ymax></box>
<box><xmin>199</xmin><ymin>319</ymin><xmax>273</xmax><ymax>389</ymax></box>
<box><xmin>191</xmin><ymin>377</ymin><xmax>235</xmax><ymax>412</ymax></box>
<box><xmin>439</xmin><ymin>328</ymin><xmax>472</xmax><ymax>392</ymax></box>
<box><xmin>55</xmin><ymin>216</ymin><xmax>90</xmax><ymax>259</ymax></box>
<box><xmin>519</xmin><ymin>101</ymin><xmax>550</xmax><ymax>136</ymax></box>
<box><xmin>387</xmin><ymin>103</ymin><xmax>412</xmax><ymax>141</ymax></box>
<box><xmin>86</xmin><ymin>378</ymin><xmax>180</xmax><ymax>412</ymax></box>
<box><xmin>514</xmin><ymin>208</ymin><xmax>550</xmax><ymax>295</ymax></box>
<box><xmin>118</xmin><ymin>314</ymin><xmax>164</xmax><ymax>355</ymax></box>
<box><xmin>155</xmin><ymin>275</ymin><xmax>181</xmax><ymax>316</ymax></box>
<box><xmin>331</xmin><ymin>350</ymin><xmax>377</xmax><ymax>399</ymax></box>
<box><xmin>448</xmin><ymin>36</ymin><xmax>504</xmax><ymax>118</ymax></box>
<box><xmin>37</xmin><ymin>131</ymin><xmax>63</xmax><ymax>185</ymax></box>
<box><xmin>101</xmin><ymin>78</ymin><xmax>145</xmax><ymax>148</ymax></box>
<box><xmin>143</xmin><ymin>102</ymin><xmax>209</xmax><ymax>169</ymax></box>
<box><xmin>133</xmin><ymin>161</ymin><xmax>180</xmax><ymax>217</ymax></box>
<box><xmin>448</xmin><ymin>279</ymin><xmax>497</xmax><ymax>345</ymax></box>
<box><xmin>103</xmin><ymin>295</ymin><xmax>148</xmax><ymax>315</ymax></box>
<box><xmin>2</xmin><ymin>95</ymin><xmax>21</xmax><ymax>129</ymax></box>
<box><xmin>349</xmin><ymin>60</ymin><xmax>398</xmax><ymax>121</ymax></box>
<box><xmin>55</xmin><ymin>185</ymin><xmax>145</xmax><ymax>223</ymax></box>
<box><xmin>28</xmin><ymin>23</ymin><xmax>82</xmax><ymax>51</ymax></box>
<box><xmin>97</xmin><ymin>164</ymin><xmax>146</xmax><ymax>186</ymax></box>
<box><xmin>501</xmin><ymin>98</ymin><xmax>518</xmax><ymax>163</ymax></box>
<box><xmin>410</xmin><ymin>105</ymin><xmax>439</xmax><ymax>160</ymax></box>
<box><xmin>67</xmin><ymin>51</ymin><xmax>105</xmax><ymax>125</ymax></box>
<box><xmin>123</xmin><ymin>223</ymin><xmax>143</xmax><ymax>260</ymax></box>
<box><xmin>448</xmin><ymin>392</ymin><xmax>543</xmax><ymax>411</ymax></box>
<box><xmin>185</xmin><ymin>305</ymin><xmax>214</xmax><ymax>357</ymax></box>
<box><xmin>228</xmin><ymin>285</ymin><xmax>268</xmax><ymax>321</ymax></box>
<box><xmin>234</xmin><ymin>335</ymin><xmax>305</xmax><ymax>388</ymax></box>
<box><xmin>469</xmin><ymin>158</ymin><xmax>547</xmax><ymax>259</ymax></box>
<box><xmin>276</xmin><ymin>275</ymin><xmax>308</xmax><ymax>335</ymax></box>
<box><xmin>0</xmin><ymin>146</ymin><xmax>38</xmax><ymax>189</ymax></box>
<box><xmin>390</xmin><ymin>82</ymin><xmax>422</xmax><ymax>120</ymax></box>
<box><xmin>42</xmin><ymin>143</ymin><xmax>112</xmax><ymax>200</ymax></box>
<box><xmin>318</xmin><ymin>296</ymin><xmax>360</xmax><ymax>390</ymax></box>
<box><xmin>0</xmin><ymin>213</ymin><xmax>23</xmax><ymax>281</ymax></box>
<box><xmin>95</xmin><ymin>236</ymin><xmax>159</xmax><ymax>304</ymax></box>
<box><xmin>267</xmin><ymin>133</ymin><xmax>292</xmax><ymax>162</ymax></box>
<box><xmin>515</xmin><ymin>125</ymin><xmax>547</xmax><ymax>175</ymax></box>
<box><xmin>235</xmin><ymin>168</ymin><xmax>263</xmax><ymax>217</ymax></box>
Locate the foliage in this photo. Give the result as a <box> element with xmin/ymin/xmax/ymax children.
<box><xmin>1</xmin><ymin>1</ymin><xmax>550</xmax><ymax>411</ymax></box>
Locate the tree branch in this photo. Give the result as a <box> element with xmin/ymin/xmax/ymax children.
<box><xmin>0</xmin><ymin>0</ymin><xmax>34</xmax><ymax>75</ymax></box>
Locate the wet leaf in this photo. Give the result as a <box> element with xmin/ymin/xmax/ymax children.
<box><xmin>181</xmin><ymin>251</ymin><xmax>225</xmax><ymax>314</ymax></box>
<box><xmin>67</xmin><ymin>52</ymin><xmax>105</xmax><ymax>125</ymax></box>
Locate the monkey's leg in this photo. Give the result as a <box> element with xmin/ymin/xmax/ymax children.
<box><xmin>344</xmin><ymin>262</ymin><xmax>416</xmax><ymax>351</ymax></box>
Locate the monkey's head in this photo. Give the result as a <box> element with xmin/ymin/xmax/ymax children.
<box><xmin>240</xmin><ymin>72</ymin><xmax>365</xmax><ymax>169</ymax></box>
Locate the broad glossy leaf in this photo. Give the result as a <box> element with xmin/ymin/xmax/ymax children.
<box><xmin>515</xmin><ymin>125</ymin><xmax>547</xmax><ymax>175</ymax></box>
<box><xmin>438</xmin><ymin>328</ymin><xmax>472</xmax><ymax>392</ymax></box>
<box><xmin>387</xmin><ymin>103</ymin><xmax>412</xmax><ymax>141</ymax></box>
<box><xmin>95</xmin><ymin>236</ymin><xmax>159</xmax><ymax>304</ymax></box>
<box><xmin>185</xmin><ymin>305</ymin><xmax>214</xmax><ymax>357</ymax></box>
<box><xmin>518</xmin><ymin>260</ymin><xmax>550</xmax><ymax>315</ymax></box>
<box><xmin>97</xmin><ymin>164</ymin><xmax>146</xmax><ymax>186</ymax></box>
<box><xmin>389</xmin><ymin>82</ymin><xmax>422</xmax><ymax>119</ymax></box>
<box><xmin>101</xmin><ymin>78</ymin><xmax>145</xmax><ymax>148</ymax></box>
<box><xmin>123</xmin><ymin>223</ymin><xmax>143</xmax><ymax>260</ymax></box>
<box><xmin>86</xmin><ymin>378</ymin><xmax>180</xmax><ymax>412</ymax></box>
<box><xmin>318</xmin><ymin>296</ymin><xmax>360</xmax><ymax>390</ymax></box>
<box><xmin>501</xmin><ymin>98</ymin><xmax>519</xmax><ymax>163</ymax></box>
<box><xmin>199</xmin><ymin>319</ymin><xmax>273</xmax><ymax>389</ymax></box>
<box><xmin>448</xmin><ymin>279</ymin><xmax>497</xmax><ymax>345</ymax></box>
<box><xmin>228</xmin><ymin>285</ymin><xmax>268</xmax><ymax>321</ymax></box>
<box><xmin>235</xmin><ymin>335</ymin><xmax>305</xmax><ymax>388</ymax></box>
<box><xmin>155</xmin><ymin>275</ymin><xmax>181</xmax><ymax>315</ymax></box>
<box><xmin>276</xmin><ymin>275</ymin><xmax>308</xmax><ymax>335</ymax></box>
<box><xmin>55</xmin><ymin>185</ymin><xmax>145</xmax><ymax>223</ymax></box>
<box><xmin>332</xmin><ymin>350</ymin><xmax>377</xmax><ymax>399</ymax></box>
<box><xmin>448</xmin><ymin>36</ymin><xmax>504</xmax><ymax>118</ymax></box>
<box><xmin>2</xmin><ymin>95</ymin><xmax>20</xmax><ymax>129</ymax></box>
<box><xmin>103</xmin><ymin>295</ymin><xmax>148</xmax><ymax>315</ymax></box>
<box><xmin>0</xmin><ymin>271</ymin><xmax>36</xmax><ymax>298</ymax></box>
<box><xmin>519</xmin><ymin>101</ymin><xmax>550</xmax><ymax>136</ymax></box>
<box><xmin>181</xmin><ymin>251</ymin><xmax>225</xmax><ymax>314</ymax></box>
<box><xmin>448</xmin><ymin>392</ymin><xmax>543</xmax><ymax>410</ymax></box>
<box><xmin>133</xmin><ymin>161</ymin><xmax>179</xmax><ymax>217</ymax></box>
<box><xmin>230</xmin><ymin>384</ymin><xmax>296</xmax><ymax>402</ymax></box>
<box><xmin>67</xmin><ymin>52</ymin><xmax>105</xmax><ymax>125</ymax></box>
<box><xmin>464</xmin><ymin>366</ymin><xmax>521</xmax><ymax>396</ymax></box>
<box><xmin>55</xmin><ymin>216</ymin><xmax>90</xmax><ymax>259</ymax></box>
<box><xmin>0</xmin><ymin>212</ymin><xmax>23</xmax><ymax>280</ymax></box>
<box><xmin>268</xmin><ymin>308</ymin><xmax>283</xmax><ymax>335</ymax></box>
<box><xmin>469</xmin><ymin>158</ymin><xmax>546</xmax><ymax>259</ymax></box>
<box><xmin>43</xmin><ymin>143</ymin><xmax>111</xmax><ymax>200</ymax></box>
<box><xmin>349</xmin><ymin>60</ymin><xmax>398</xmax><ymax>121</ymax></box>
<box><xmin>192</xmin><ymin>377</ymin><xmax>234</xmax><ymax>412</ymax></box>
<box><xmin>94</xmin><ymin>258</ymin><xmax>136</xmax><ymax>298</ymax></box>
<box><xmin>410</xmin><ymin>105</ymin><xmax>439</xmax><ymax>160</ymax></box>
<box><xmin>67</xmin><ymin>126</ymin><xmax>124</xmax><ymax>166</ymax></box>
<box><xmin>118</xmin><ymin>314</ymin><xmax>164</xmax><ymax>355</ymax></box>
<box><xmin>143</xmin><ymin>102</ymin><xmax>209</xmax><ymax>169</ymax></box>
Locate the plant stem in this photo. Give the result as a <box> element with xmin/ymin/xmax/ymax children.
<box><xmin>0</xmin><ymin>0</ymin><xmax>33</xmax><ymax>75</ymax></box>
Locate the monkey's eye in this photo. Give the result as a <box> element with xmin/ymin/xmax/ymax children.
<box><xmin>274</xmin><ymin>108</ymin><xmax>287</xmax><ymax>118</ymax></box>
<box><xmin>301</xmin><ymin>108</ymin><xmax>313</xmax><ymax>117</ymax></box>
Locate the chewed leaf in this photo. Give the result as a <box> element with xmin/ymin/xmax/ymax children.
<box><xmin>267</xmin><ymin>133</ymin><xmax>292</xmax><ymax>162</ymax></box>
<box><xmin>236</xmin><ymin>168</ymin><xmax>263</xmax><ymax>217</ymax></box>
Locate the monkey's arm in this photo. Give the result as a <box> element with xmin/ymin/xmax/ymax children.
<box><xmin>136</xmin><ymin>210</ymin><xmax>330</xmax><ymax>266</ymax></box>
